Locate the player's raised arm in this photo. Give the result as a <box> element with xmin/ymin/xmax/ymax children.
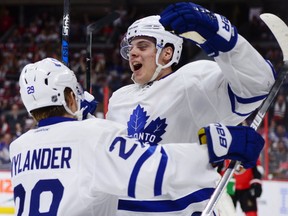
<box><xmin>160</xmin><ymin>2</ymin><xmax>275</xmax><ymax>122</ymax></box>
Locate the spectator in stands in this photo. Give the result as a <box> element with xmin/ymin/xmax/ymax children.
<box><xmin>0</xmin><ymin>114</ymin><xmax>10</xmax><ymax>135</ymax></box>
<box><xmin>14</xmin><ymin>122</ymin><xmax>23</xmax><ymax>138</ymax></box>
<box><xmin>6</xmin><ymin>104</ymin><xmax>25</xmax><ymax>136</ymax></box>
<box><xmin>70</xmin><ymin>51</ymin><xmax>86</xmax><ymax>85</ymax></box>
<box><xmin>0</xmin><ymin>7</ymin><xmax>14</xmax><ymax>35</ymax></box>
<box><xmin>269</xmin><ymin>123</ymin><xmax>288</xmax><ymax>148</ymax></box>
<box><xmin>270</xmin><ymin>93</ymin><xmax>288</xmax><ymax>128</ymax></box>
<box><xmin>0</xmin><ymin>99</ymin><xmax>10</xmax><ymax>113</ymax></box>
<box><xmin>269</xmin><ymin>138</ymin><xmax>288</xmax><ymax>179</ymax></box>
<box><xmin>0</xmin><ymin>132</ymin><xmax>12</xmax><ymax>169</ymax></box>
<box><xmin>277</xmin><ymin>161</ymin><xmax>288</xmax><ymax>178</ymax></box>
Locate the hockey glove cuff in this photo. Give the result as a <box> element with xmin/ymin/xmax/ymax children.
<box><xmin>160</xmin><ymin>2</ymin><xmax>238</xmax><ymax>57</ymax></box>
<box><xmin>198</xmin><ymin>123</ymin><xmax>264</xmax><ymax>169</ymax></box>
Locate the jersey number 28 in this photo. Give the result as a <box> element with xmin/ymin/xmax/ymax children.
<box><xmin>14</xmin><ymin>179</ymin><xmax>64</xmax><ymax>216</ymax></box>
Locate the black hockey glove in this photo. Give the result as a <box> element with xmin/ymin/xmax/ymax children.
<box><xmin>250</xmin><ymin>182</ymin><xmax>262</xmax><ymax>198</ymax></box>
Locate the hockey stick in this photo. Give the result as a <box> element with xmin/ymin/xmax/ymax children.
<box><xmin>201</xmin><ymin>13</ymin><xmax>288</xmax><ymax>216</ymax></box>
<box><xmin>86</xmin><ymin>11</ymin><xmax>120</xmax><ymax>92</ymax></box>
<box><xmin>61</xmin><ymin>0</ymin><xmax>70</xmax><ymax>66</ymax></box>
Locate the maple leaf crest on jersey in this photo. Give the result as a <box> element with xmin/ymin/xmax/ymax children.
<box><xmin>127</xmin><ymin>105</ymin><xmax>167</xmax><ymax>145</ymax></box>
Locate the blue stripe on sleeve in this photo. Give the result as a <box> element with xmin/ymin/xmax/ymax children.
<box><xmin>119</xmin><ymin>187</ymin><xmax>214</xmax><ymax>212</ymax></box>
<box><xmin>128</xmin><ymin>145</ymin><xmax>157</xmax><ymax>198</ymax></box>
<box><xmin>154</xmin><ymin>147</ymin><xmax>168</xmax><ymax>196</ymax></box>
<box><xmin>266</xmin><ymin>59</ymin><xmax>276</xmax><ymax>79</ymax></box>
<box><xmin>228</xmin><ymin>84</ymin><xmax>268</xmax><ymax>116</ymax></box>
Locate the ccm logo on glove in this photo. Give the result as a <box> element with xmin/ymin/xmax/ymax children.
<box><xmin>209</xmin><ymin>123</ymin><xmax>231</xmax><ymax>157</ymax></box>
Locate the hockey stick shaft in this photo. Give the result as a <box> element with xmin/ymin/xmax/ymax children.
<box><xmin>201</xmin><ymin>13</ymin><xmax>288</xmax><ymax>216</ymax></box>
<box><xmin>62</xmin><ymin>0</ymin><xmax>70</xmax><ymax>66</ymax></box>
<box><xmin>86</xmin><ymin>31</ymin><xmax>92</xmax><ymax>93</ymax></box>
<box><xmin>86</xmin><ymin>11</ymin><xmax>120</xmax><ymax>92</ymax></box>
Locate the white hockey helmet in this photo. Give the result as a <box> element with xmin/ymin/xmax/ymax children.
<box><xmin>19</xmin><ymin>58</ymin><xmax>83</xmax><ymax>118</ymax></box>
<box><xmin>120</xmin><ymin>15</ymin><xmax>183</xmax><ymax>83</ymax></box>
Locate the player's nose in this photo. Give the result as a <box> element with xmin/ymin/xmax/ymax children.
<box><xmin>129</xmin><ymin>46</ymin><xmax>139</xmax><ymax>58</ymax></box>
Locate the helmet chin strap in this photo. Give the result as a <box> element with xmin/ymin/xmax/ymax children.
<box><xmin>63</xmin><ymin>98</ymin><xmax>84</xmax><ymax>120</ymax></box>
<box><xmin>148</xmin><ymin>64</ymin><xmax>163</xmax><ymax>83</ymax></box>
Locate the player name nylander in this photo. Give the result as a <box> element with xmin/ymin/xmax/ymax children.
<box><xmin>11</xmin><ymin>147</ymin><xmax>72</xmax><ymax>177</ymax></box>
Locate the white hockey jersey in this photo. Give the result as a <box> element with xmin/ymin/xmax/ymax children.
<box><xmin>107</xmin><ymin>35</ymin><xmax>275</xmax><ymax>215</ymax></box>
<box><xmin>9</xmin><ymin>117</ymin><xmax>219</xmax><ymax>216</ymax></box>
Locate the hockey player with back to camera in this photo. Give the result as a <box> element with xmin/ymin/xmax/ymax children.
<box><xmin>106</xmin><ymin>1</ymin><xmax>276</xmax><ymax>216</ymax></box>
<box><xmin>10</xmin><ymin>57</ymin><xmax>264</xmax><ymax>215</ymax></box>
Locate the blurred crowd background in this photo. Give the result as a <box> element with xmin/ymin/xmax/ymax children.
<box><xmin>0</xmin><ymin>0</ymin><xmax>288</xmax><ymax>179</ymax></box>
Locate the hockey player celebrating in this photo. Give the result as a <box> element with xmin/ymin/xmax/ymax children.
<box><xmin>10</xmin><ymin>57</ymin><xmax>265</xmax><ymax>216</ymax></box>
<box><xmin>106</xmin><ymin>1</ymin><xmax>276</xmax><ymax>216</ymax></box>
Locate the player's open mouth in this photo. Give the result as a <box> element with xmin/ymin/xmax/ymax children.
<box><xmin>132</xmin><ymin>62</ymin><xmax>142</xmax><ymax>71</ymax></box>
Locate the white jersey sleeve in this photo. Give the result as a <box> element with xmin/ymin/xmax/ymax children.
<box><xmin>216</xmin><ymin>35</ymin><xmax>275</xmax><ymax>98</ymax></box>
<box><xmin>181</xmin><ymin>35</ymin><xmax>275</xmax><ymax>127</ymax></box>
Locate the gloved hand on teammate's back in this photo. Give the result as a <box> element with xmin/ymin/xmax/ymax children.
<box><xmin>159</xmin><ymin>2</ymin><xmax>238</xmax><ymax>57</ymax></box>
<box><xmin>198</xmin><ymin>123</ymin><xmax>264</xmax><ymax>169</ymax></box>
<box><xmin>80</xmin><ymin>91</ymin><xmax>98</xmax><ymax>119</ymax></box>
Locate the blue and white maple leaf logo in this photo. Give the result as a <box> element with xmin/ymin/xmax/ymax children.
<box><xmin>127</xmin><ymin>105</ymin><xmax>167</xmax><ymax>145</ymax></box>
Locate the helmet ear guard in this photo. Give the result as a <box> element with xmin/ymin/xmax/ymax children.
<box><xmin>120</xmin><ymin>15</ymin><xmax>183</xmax><ymax>83</ymax></box>
<box><xmin>19</xmin><ymin>58</ymin><xmax>84</xmax><ymax>119</ymax></box>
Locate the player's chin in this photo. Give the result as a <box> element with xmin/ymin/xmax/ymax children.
<box><xmin>133</xmin><ymin>73</ymin><xmax>147</xmax><ymax>85</ymax></box>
